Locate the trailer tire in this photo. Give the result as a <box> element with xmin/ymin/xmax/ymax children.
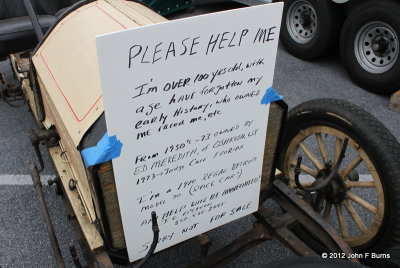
<box><xmin>278</xmin><ymin>99</ymin><xmax>400</xmax><ymax>264</ymax></box>
<box><xmin>339</xmin><ymin>0</ymin><xmax>400</xmax><ymax>95</ymax></box>
<box><xmin>279</xmin><ymin>0</ymin><xmax>343</xmax><ymax>60</ymax></box>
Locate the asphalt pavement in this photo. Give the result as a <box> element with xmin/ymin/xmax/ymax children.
<box><xmin>0</xmin><ymin>2</ymin><xmax>399</xmax><ymax>268</ymax></box>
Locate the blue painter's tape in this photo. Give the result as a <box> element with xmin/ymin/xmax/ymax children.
<box><xmin>261</xmin><ymin>87</ymin><xmax>283</xmax><ymax>105</ymax></box>
<box><xmin>81</xmin><ymin>133</ymin><xmax>123</xmax><ymax>167</ymax></box>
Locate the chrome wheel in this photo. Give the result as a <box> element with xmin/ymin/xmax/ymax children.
<box><xmin>286</xmin><ymin>0</ymin><xmax>318</xmax><ymax>44</ymax></box>
<box><xmin>355</xmin><ymin>21</ymin><xmax>399</xmax><ymax>74</ymax></box>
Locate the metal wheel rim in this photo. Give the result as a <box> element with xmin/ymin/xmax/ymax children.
<box><xmin>286</xmin><ymin>0</ymin><xmax>318</xmax><ymax>44</ymax></box>
<box><xmin>283</xmin><ymin>126</ymin><xmax>385</xmax><ymax>247</ymax></box>
<box><xmin>355</xmin><ymin>21</ymin><xmax>399</xmax><ymax>74</ymax></box>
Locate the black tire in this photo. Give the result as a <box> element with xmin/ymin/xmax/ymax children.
<box><xmin>339</xmin><ymin>0</ymin><xmax>400</xmax><ymax>95</ymax></box>
<box><xmin>279</xmin><ymin>0</ymin><xmax>344</xmax><ymax>60</ymax></box>
<box><xmin>278</xmin><ymin>99</ymin><xmax>400</xmax><ymax>264</ymax></box>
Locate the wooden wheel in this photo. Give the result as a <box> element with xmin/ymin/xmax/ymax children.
<box><xmin>283</xmin><ymin>126</ymin><xmax>385</xmax><ymax>247</ymax></box>
<box><xmin>278</xmin><ymin>99</ymin><xmax>400</xmax><ymax>263</ymax></box>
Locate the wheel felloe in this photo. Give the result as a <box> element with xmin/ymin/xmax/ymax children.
<box><xmin>285</xmin><ymin>125</ymin><xmax>384</xmax><ymax>247</ymax></box>
<box><xmin>279</xmin><ymin>99</ymin><xmax>400</xmax><ymax>263</ymax></box>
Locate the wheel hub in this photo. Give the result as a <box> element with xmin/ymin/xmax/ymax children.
<box><xmin>355</xmin><ymin>21</ymin><xmax>399</xmax><ymax>74</ymax></box>
<box><xmin>324</xmin><ymin>175</ymin><xmax>347</xmax><ymax>204</ymax></box>
<box><xmin>286</xmin><ymin>1</ymin><xmax>317</xmax><ymax>44</ymax></box>
<box><xmin>299</xmin><ymin>11</ymin><xmax>314</xmax><ymax>28</ymax></box>
<box><xmin>314</xmin><ymin>166</ymin><xmax>347</xmax><ymax>204</ymax></box>
<box><xmin>372</xmin><ymin>36</ymin><xmax>390</xmax><ymax>56</ymax></box>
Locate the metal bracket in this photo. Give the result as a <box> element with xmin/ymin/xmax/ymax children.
<box><xmin>48</xmin><ymin>176</ymin><xmax>62</xmax><ymax>195</ymax></box>
<box><xmin>0</xmin><ymin>86</ymin><xmax>25</xmax><ymax>107</ymax></box>
<box><xmin>29</xmin><ymin>128</ymin><xmax>59</xmax><ymax>172</ymax></box>
<box><xmin>294</xmin><ymin>138</ymin><xmax>349</xmax><ymax>193</ymax></box>
<box><xmin>0</xmin><ymin>71</ymin><xmax>25</xmax><ymax>107</ymax></box>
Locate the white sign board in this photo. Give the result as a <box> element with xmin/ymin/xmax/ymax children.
<box><xmin>96</xmin><ymin>3</ymin><xmax>283</xmax><ymax>262</ymax></box>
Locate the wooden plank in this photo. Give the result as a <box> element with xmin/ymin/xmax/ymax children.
<box><xmin>38</xmin><ymin>75</ymin><xmax>97</xmax><ymax>223</ymax></box>
<box><xmin>261</xmin><ymin>103</ymin><xmax>284</xmax><ymax>190</ymax></box>
<box><xmin>49</xmin><ymin>146</ymin><xmax>105</xmax><ymax>253</ymax></box>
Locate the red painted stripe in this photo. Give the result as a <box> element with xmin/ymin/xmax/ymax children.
<box><xmin>121</xmin><ymin>1</ymin><xmax>157</xmax><ymax>23</ymax></box>
<box><xmin>97</xmin><ymin>5</ymin><xmax>128</xmax><ymax>29</ymax></box>
<box><xmin>39</xmin><ymin>4</ymin><xmax>127</xmax><ymax>122</ymax></box>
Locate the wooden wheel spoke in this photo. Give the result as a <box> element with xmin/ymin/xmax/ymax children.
<box><xmin>290</xmin><ymin>161</ymin><xmax>318</xmax><ymax>177</ymax></box>
<box><xmin>345</xmin><ymin>181</ymin><xmax>375</xmax><ymax>188</ymax></box>
<box><xmin>341</xmin><ymin>155</ymin><xmax>363</xmax><ymax>178</ymax></box>
<box><xmin>335</xmin><ymin>204</ymin><xmax>349</xmax><ymax>237</ymax></box>
<box><xmin>343</xmin><ymin>199</ymin><xmax>368</xmax><ymax>233</ymax></box>
<box><xmin>334</xmin><ymin>137</ymin><xmax>343</xmax><ymax>165</ymax></box>
<box><xmin>346</xmin><ymin>191</ymin><xmax>377</xmax><ymax>214</ymax></box>
<box><xmin>299</xmin><ymin>142</ymin><xmax>324</xmax><ymax>170</ymax></box>
<box><xmin>315</xmin><ymin>133</ymin><xmax>329</xmax><ymax>164</ymax></box>
<box><xmin>323</xmin><ymin>201</ymin><xmax>332</xmax><ymax>220</ymax></box>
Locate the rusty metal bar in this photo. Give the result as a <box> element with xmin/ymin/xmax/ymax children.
<box><xmin>189</xmin><ymin>222</ymin><xmax>273</xmax><ymax>268</ymax></box>
<box><xmin>30</xmin><ymin>163</ymin><xmax>65</xmax><ymax>268</ymax></box>
<box><xmin>255</xmin><ymin>208</ymin><xmax>317</xmax><ymax>257</ymax></box>
<box><xmin>271</xmin><ymin>180</ymin><xmax>358</xmax><ymax>263</ymax></box>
